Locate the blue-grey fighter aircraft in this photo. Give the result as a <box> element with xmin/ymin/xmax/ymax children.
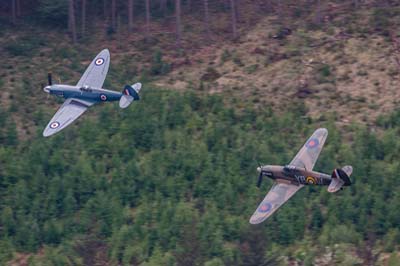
<box><xmin>249</xmin><ymin>128</ymin><xmax>353</xmax><ymax>224</ymax></box>
<box><xmin>43</xmin><ymin>49</ymin><xmax>142</xmax><ymax>137</ymax></box>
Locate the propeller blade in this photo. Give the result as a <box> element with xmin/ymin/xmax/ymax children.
<box><xmin>48</xmin><ymin>73</ymin><xmax>52</xmax><ymax>85</ymax></box>
<box><xmin>256</xmin><ymin>172</ymin><xmax>263</xmax><ymax>188</ymax></box>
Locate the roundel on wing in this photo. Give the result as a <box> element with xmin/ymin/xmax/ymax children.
<box><xmin>50</xmin><ymin>121</ymin><xmax>60</xmax><ymax>129</ymax></box>
<box><xmin>306</xmin><ymin>138</ymin><xmax>319</xmax><ymax>149</ymax></box>
<box><xmin>95</xmin><ymin>58</ymin><xmax>105</xmax><ymax>66</ymax></box>
<box><xmin>258</xmin><ymin>202</ymin><xmax>272</xmax><ymax>213</ymax></box>
<box><xmin>100</xmin><ymin>94</ymin><xmax>107</xmax><ymax>101</ymax></box>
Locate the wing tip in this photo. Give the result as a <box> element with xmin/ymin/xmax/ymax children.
<box><xmin>249</xmin><ymin>219</ymin><xmax>260</xmax><ymax>225</ymax></box>
<box><xmin>42</xmin><ymin>130</ymin><xmax>53</xmax><ymax>137</ymax></box>
<box><xmin>101</xmin><ymin>48</ymin><xmax>110</xmax><ymax>55</ymax></box>
<box><xmin>249</xmin><ymin>215</ymin><xmax>267</xmax><ymax>225</ymax></box>
<box><xmin>316</xmin><ymin>127</ymin><xmax>328</xmax><ymax>134</ymax></box>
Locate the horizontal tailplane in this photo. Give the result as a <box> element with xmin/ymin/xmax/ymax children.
<box><xmin>119</xmin><ymin>83</ymin><xmax>142</xmax><ymax>109</ymax></box>
<box><xmin>327</xmin><ymin>166</ymin><xmax>352</xmax><ymax>193</ymax></box>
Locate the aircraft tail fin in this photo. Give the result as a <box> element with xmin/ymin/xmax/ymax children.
<box><xmin>119</xmin><ymin>83</ymin><xmax>142</xmax><ymax>109</ymax></box>
<box><xmin>327</xmin><ymin>166</ymin><xmax>352</xmax><ymax>193</ymax></box>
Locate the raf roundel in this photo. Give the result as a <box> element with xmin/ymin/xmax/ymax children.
<box><xmin>95</xmin><ymin>58</ymin><xmax>105</xmax><ymax>66</ymax></box>
<box><xmin>50</xmin><ymin>121</ymin><xmax>60</xmax><ymax>129</ymax></box>
<box><xmin>306</xmin><ymin>176</ymin><xmax>316</xmax><ymax>184</ymax></box>
<box><xmin>258</xmin><ymin>202</ymin><xmax>272</xmax><ymax>213</ymax></box>
<box><xmin>100</xmin><ymin>94</ymin><xmax>107</xmax><ymax>101</ymax></box>
<box><xmin>306</xmin><ymin>138</ymin><xmax>319</xmax><ymax>149</ymax></box>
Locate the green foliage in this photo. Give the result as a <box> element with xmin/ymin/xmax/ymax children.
<box><xmin>220</xmin><ymin>49</ymin><xmax>231</xmax><ymax>64</ymax></box>
<box><xmin>318</xmin><ymin>64</ymin><xmax>331</xmax><ymax>77</ymax></box>
<box><xmin>150</xmin><ymin>50</ymin><xmax>171</xmax><ymax>76</ymax></box>
<box><xmin>388</xmin><ymin>253</ymin><xmax>400</xmax><ymax>266</ymax></box>
<box><xmin>2</xmin><ymin>2</ymin><xmax>400</xmax><ymax>264</ymax></box>
<box><xmin>201</xmin><ymin>67</ymin><xmax>221</xmax><ymax>82</ymax></box>
<box><xmin>4</xmin><ymin>36</ymin><xmax>43</xmax><ymax>56</ymax></box>
<box><xmin>35</xmin><ymin>0</ymin><xmax>68</xmax><ymax>27</ymax></box>
<box><xmin>371</xmin><ymin>8</ymin><xmax>393</xmax><ymax>30</ymax></box>
<box><xmin>29</xmin><ymin>242</ymin><xmax>83</xmax><ymax>266</ymax></box>
<box><xmin>244</xmin><ymin>64</ymin><xmax>259</xmax><ymax>74</ymax></box>
<box><xmin>0</xmin><ymin>89</ymin><xmax>400</xmax><ymax>264</ymax></box>
<box><xmin>232</xmin><ymin>54</ymin><xmax>244</xmax><ymax>67</ymax></box>
<box><xmin>0</xmin><ymin>238</ymin><xmax>14</xmax><ymax>265</ymax></box>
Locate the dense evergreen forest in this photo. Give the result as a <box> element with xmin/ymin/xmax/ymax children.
<box><xmin>1</xmin><ymin>89</ymin><xmax>400</xmax><ymax>265</ymax></box>
<box><xmin>1</xmin><ymin>0</ymin><xmax>400</xmax><ymax>265</ymax></box>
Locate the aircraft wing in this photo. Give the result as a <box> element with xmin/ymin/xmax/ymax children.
<box><xmin>249</xmin><ymin>182</ymin><xmax>303</xmax><ymax>224</ymax></box>
<box><xmin>43</xmin><ymin>98</ymin><xmax>95</xmax><ymax>137</ymax></box>
<box><xmin>289</xmin><ymin>128</ymin><xmax>328</xmax><ymax>171</ymax></box>
<box><xmin>76</xmin><ymin>49</ymin><xmax>110</xmax><ymax>89</ymax></box>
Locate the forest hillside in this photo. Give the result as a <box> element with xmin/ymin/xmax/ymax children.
<box><xmin>1</xmin><ymin>1</ymin><xmax>400</xmax><ymax>265</ymax></box>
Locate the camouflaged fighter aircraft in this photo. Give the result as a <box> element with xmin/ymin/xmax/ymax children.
<box><xmin>42</xmin><ymin>49</ymin><xmax>142</xmax><ymax>137</ymax></box>
<box><xmin>249</xmin><ymin>128</ymin><xmax>353</xmax><ymax>224</ymax></box>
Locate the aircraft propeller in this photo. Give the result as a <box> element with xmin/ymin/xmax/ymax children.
<box><xmin>48</xmin><ymin>72</ymin><xmax>52</xmax><ymax>86</ymax></box>
<box><xmin>256</xmin><ymin>162</ymin><xmax>263</xmax><ymax>188</ymax></box>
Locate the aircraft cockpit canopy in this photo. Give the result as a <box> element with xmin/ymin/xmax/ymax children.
<box><xmin>283</xmin><ymin>165</ymin><xmax>302</xmax><ymax>172</ymax></box>
<box><xmin>79</xmin><ymin>86</ymin><xmax>92</xmax><ymax>92</ymax></box>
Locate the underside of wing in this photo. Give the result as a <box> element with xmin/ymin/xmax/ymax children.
<box><xmin>289</xmin><ymin>128</ymin><xmax>328</xmax><ymax>171</ymax></box>
<box><xmin>76</xmin><ymin>49</ymin><xmax>110</xmax><ymax>89</ymax></box>
<box><xmin>249</xmin><ymin>182</ymin><xmax>303</xmax><ymax>224</ymax></box>
<box><xmin>43</xmin><ymin>98</ymin><xmax>95</xmax><ymax>137</ymax></box>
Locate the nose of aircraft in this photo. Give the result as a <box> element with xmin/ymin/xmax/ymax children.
<box><xmin>257</xmin><ymin>166</ymin><xmax>261</xmax><ymax>172</ymax></box>
<box><xmin>44</xmin><ymin>86</ymin><xmax>51</xmax><ymax>93</ymax></box>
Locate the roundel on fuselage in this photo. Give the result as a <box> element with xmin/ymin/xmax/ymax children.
<box><xmin>306</xmin><ymin>176</ymin><xmax>316</xmax><ymax>184</ymax></box>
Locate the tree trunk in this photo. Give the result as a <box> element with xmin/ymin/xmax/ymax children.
<box><xmin>315</xmin><ymin>0</ymin><xmax>322</xmax><ymax>25</ymax></box>
<box><xmin>145</xmin><ymin>0</ymin><xmax>150</xmax><ymax>41</ymax></box>
<box><xmin>235</xmin><ymin>0</ymin><xmax>239</xmax><ymax>22</ymax></box>
<box><xmin>68</xmin><ymin>0</ymin><xmax>77</xmax><ymax>44</ymax></box>
<box><xmin>103</xmin><ymin>0</ymin><xmax>107</xmax><ymax>19</ymax></box>
<box><xmin>230</xmin><ymin>0</ymin><xmax>237</xmax><ymax>40</ymax></box>
<box><xmin>128</xmin><ymin>0</ymin><xmax>134</xmax><ymax>31</ymax></box>
<box><xmin>81</xmin><ymin>0</ymin><xmax>86</xmax><ymax>36</ymax></box>
<box><xmin>159</xmin><ymin>0</ymin><xmax>167</xmax><ymax>15</ymax></box>
<box><xmin>16</xmin><ymin>0</ymin><xmax>21</xmax><ymax>17</ymax></box>
<box><xmin>11</xmin><ymin>0</ymin><xmax>16</xmax><ymax>24</ymax></box>
<box><xmin>111</xmin><ymin>0</ymin><xmax>117</xmax><ymax>30</ymax></box>
<box><xmin>176</xmin><ymin>0</ymin><xmax>182</xmax><ymax>47</ymax></box>
<box><xmin>203</xmin><ymin>0</ymin><xmax>211</xmax><ymax>37</ymax></box>
<box><xmin>276</xmin><ymin>0</ymin><xmax>284</xmax><ymax>19</ymax></box>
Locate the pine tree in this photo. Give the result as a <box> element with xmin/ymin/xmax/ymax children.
<box><xmin>68</xmin><ymin>0</ymin><xmax>77</xmax><ymax>43</ymax></box>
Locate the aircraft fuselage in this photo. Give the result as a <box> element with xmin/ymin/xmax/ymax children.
<box><xmin>44</xmin><ymin>84</ymin><xmax>122</xmax><ymax>102</ymax></box>
<box><xmin>259</xmin><ymin>165</ymin><xmax>331</xmax><ymax>186</ymax></box>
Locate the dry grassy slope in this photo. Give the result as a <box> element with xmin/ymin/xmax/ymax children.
<box><xmin>1</xmin><ymin>5</ymin><xmax>399</xmax><ymax>140</ymax></box>
<box><xmin>156</xmin><ymin>12</ymin><xmax>400</xmax><ymax>125</ymax></box>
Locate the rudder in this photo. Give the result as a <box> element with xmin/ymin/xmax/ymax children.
<box><xmin>327</xmin><ymin>166</ymin><xmax>352</xmax><ymax>193</ymax></box>
<box><xmin>119</xmin><ymin>83</ymin><xmax>142</xmax><ymax>109</ymax></box>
